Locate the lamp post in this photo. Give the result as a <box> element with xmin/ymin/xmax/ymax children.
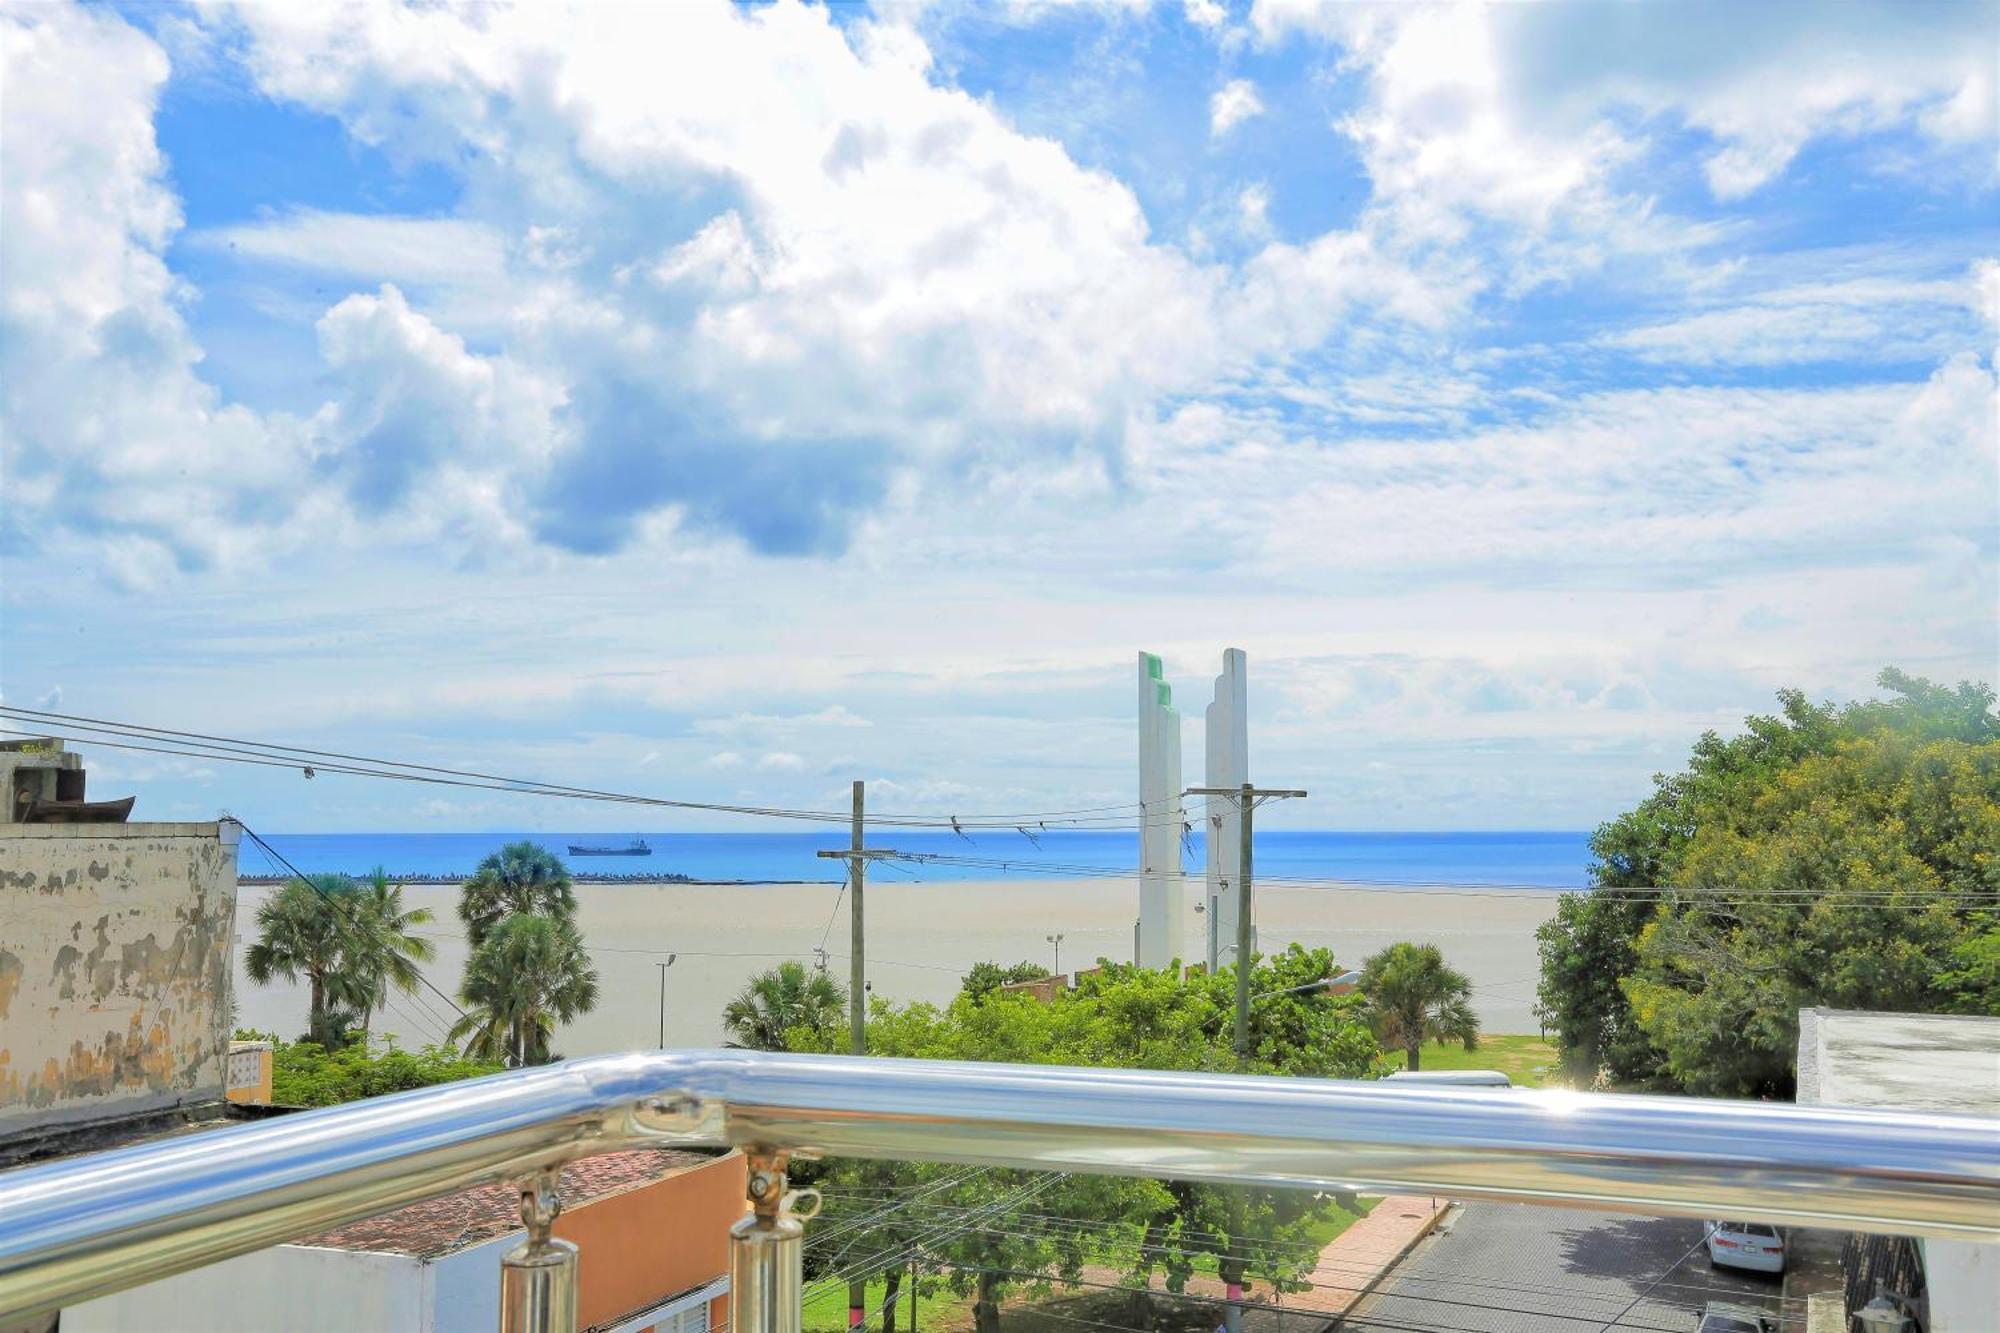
<box><xmin>655</xmin><ymin>955</ymin><xmax>677</xmax><ymax>1048</ymax></box>
<box><xmin>1248</xmin><ymin>970</ymin><xmax>1360</xmax><ymax>1002</ymax></box>
<box><xmin>1046</xmin><ymin>933</ymin><xmax>1065</xmax><ymax>976</ymax></box>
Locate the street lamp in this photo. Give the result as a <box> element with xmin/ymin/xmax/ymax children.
<box><xmin>1249</xmin><ymin>970</ymin><xmax>1361</xmax><ymax>1003</ymax></box>
<box><xmin>655</xmin><ymin>954</ymin><xmax>678</xmax><ymax>1048</ymax></box>
<box><xmin>1046</xmin><ymin>933</ymin><xmax>1065</xmax><ymax>975</ymax></box>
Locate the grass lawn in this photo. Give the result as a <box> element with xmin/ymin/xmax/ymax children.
<box><xmin>1379</xmin><ymin>1033</ymin><xmax>1561</xmax><ymax>1087</ymax></box>
<box><xmin>802</xmin><ymin>1274</ymin><xmax>970</xmax><ymax>1333</ymax></box>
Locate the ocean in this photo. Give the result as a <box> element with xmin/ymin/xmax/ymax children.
<box><xmin>241</xmin><ymin>829</ymin><xmax>1595</xmax><ymax>887</ymax></box>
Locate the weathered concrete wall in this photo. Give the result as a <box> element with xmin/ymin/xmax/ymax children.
<box><xmin>0</xmin><ymin>823</ymin><xmax>239</xmax><ymax>1136</ymax></box>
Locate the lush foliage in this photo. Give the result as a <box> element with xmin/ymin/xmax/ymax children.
<box><xmin>1357</xmin><ymin>942</ymin><xmax>1478</xmax><ymax>1072</ymax></box>
<box><xmin>959</xmin><ymin>959</ymin><xmax>1052</xmax><ymax>1002</ymax></box>
<box><xmin>451</xmin><ymin>911</ymin><xmax>599</xmax><ymax>1067</ymax></box>
<box><xmin>243</xmin><ymin>868</ymin><xmax>433</xmax><ymax>1047</ymax></box>
<box><xmin>722</xmin><ymin>960</ymin><xmax>847</xmax><ymax>1050</ymax></box>
<box><xmin>459</xmin><ymin>841</ymin><xmax>578</xmax><ymax>946</ymax></box>
<box><xmin>785</xmin><ymin>946</ymin><xmax>1380</xmax><ymax>1332</ymax></box>
<box><xmin>1536</xmin><ymin>669</ymin><xmax>1999</xmax><ymax>1095</ymax></box>
<box><xmin>345</xmin><ymin>869</ymin><xmax>437</xmax><ymax>1039</ymax></box>
<box><xmin>452</xmin><ymin>842</ymin><xmax>597</xmax><ymax>1066</ymax></box>
<box><xmin>237</xmin><ymin>1030</ymin><xmax>503</xmax><ymax>1108</ymax></box>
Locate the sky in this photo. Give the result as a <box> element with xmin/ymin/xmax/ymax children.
<box><xmin>1</xmin><ymin>0</ymin><xmax>1995</xmax><ymax>834</ymax></box>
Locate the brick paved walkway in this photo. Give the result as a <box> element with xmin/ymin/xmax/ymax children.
<box><xmin>1268</xmin><ymin>1195</ymin><xmax>1450</xmax><ymax>1324</ymax></box>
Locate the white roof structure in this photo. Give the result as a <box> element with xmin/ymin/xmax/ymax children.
<box><xmin>1795</xmin><ymin>1007</ymin><xmax>1999</xmax><ymax>1333</ymax></box>
<box><xmin>1796</xmin><ymin>1008</ymin><xmax>2000</xmax><ymax>1117</ymax></box>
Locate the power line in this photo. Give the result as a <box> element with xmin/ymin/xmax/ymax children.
<box><xmin>238</xmin><ymin>835</ymin><xmax>455</xmax><ymax>1049</ymax></box>
<box><xmin>0</xmin><ymin>709</ymin><xmax>1164</xmax><ymax>830</ymax></box>
<box><xmin>877</xmin><ymin>851</ymin><xmax>2000</xmax><ymax>908</ymax></box>
<box><xmin>874</xmin><ymin>1254</ymin><xmax>1730</xmax><ymax>1333</ymax></box>
<box><xmin>813</xmin><ymin>1203</ymin><xmax>1803</xmax><ymax>1324</ymax></box>
<box><xmin>25</xmin><ymin>709</ymin><xmax>1989</xmax><ymax>910</ymax></box>
<box><xmin>231</xmin><ymin>815</ymin><xmax>470</xmax><ymax>1037</ymax></box>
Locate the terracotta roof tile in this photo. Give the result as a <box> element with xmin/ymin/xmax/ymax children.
<box><xmin>297</xmin><ymin>1149</ymin><xmax>714</xmax><ymax>1259</ymax></box>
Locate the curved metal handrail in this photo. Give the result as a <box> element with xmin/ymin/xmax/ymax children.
<box><xmin>3</xmin><ymin>1049</ymin><xmax>1996</xmax><ymax>1323</ymax></box>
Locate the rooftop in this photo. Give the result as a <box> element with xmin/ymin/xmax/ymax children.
<box><xmin>295</xmin><ymin>1149</ymin><xmax>716</xmax><ymax>1259</ymax></box>
<box><xmin>1796</xmin><ymin>1008</ymin><xmax>2000</xmax><ymax>1117</ymax></box>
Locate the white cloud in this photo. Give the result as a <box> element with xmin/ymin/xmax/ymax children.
<box><xmin>1600</xmin><ymin>270</ymin><xmax>1988</xmax><ymax>366</ymax></box>
<box><xmin>1221</xmin><ymin>358</ymin><xmax>2000</xmax><ymax>582</ymax></box>
<box><xmin>312</xmin><ymin>283</ymin><xmax>560</xmax><ymax>523</ymax></box>
<box><xmin>1184</xmin><ymin>0</ymin><xmax>1227</xmax><ymax>31</ymax></box>
<box><xmin>0</xmin><ymin>2</ymin><xmax>314</xmax><ymax>580</ymax></box>
<box><xmin>191</xmin><ymin>211</ymin><xmax>508</xmax><ymax>288</ymax></box>
<box><xmin>1254</xmin><ymin>0</ymin><xmax>1997</xmax><ymax>209</ymax></box>
<box><xmin>1975</xmin><ymin>258</ymin><xmax>2000</xmax><ymax>337</ymax></box>
<box><xmin>203</xmin><ymin>0</ymin><xmax>1274</xmax><ymax>557</ymax></box>
<box><xmin>1209</xmin><ymin>78</ymin><xmax>1263</xmax><ymax>137</ymax></box>
<box><xmin>756</xmin><ymin>751</ymin><xmax>806</xmax><ymax>771</ymax></box>
<box><xmin>1236</xmin><ymin>183</ymin><xmax>1271</xmax><ymax>237</ymax></box>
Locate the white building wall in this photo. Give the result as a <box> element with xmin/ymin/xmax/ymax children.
<box><xmin>1795</xmin><ymin>1008</ymin><xmax>2000</xmax><ymax>1333</ymax></box>
<box><xmin>1925</xmin><ymin>1242</ymin><xmax>2000</xmax><ymax>1333</ymax></box>
<box><xmin>1136</xmin><ymin>653</ymin><xmax>1185</xmax><ymax>969</ymax></box>
<box><xmin>0</xmin><ymin>823</ymin><xmax>240</xmax><ymax>1136</ymax></box>
<box><xmin>63</xmin><ymin>1242</ymin><xmax>427</xmax><ymax>1333</ymax></box>
<box><xmin>427</xmin><ymin>1231</ymin><xmax>515</xmax><ymax>1332</ymax></box>
<box><xmin>1203</xmin><ymin>649</ymin><xmax>1247</xmax><ymax>972</ymax></box>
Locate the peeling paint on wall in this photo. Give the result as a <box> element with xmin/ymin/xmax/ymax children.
<box><xmin>0</xmin><ymin>949</ymin><xmax>21</xmax><ymax>1020</ymax></box>
<box><xmin>0</xmin><ymin>824</ymin><xmax>239</xmax><ymax>1135</ymax></box>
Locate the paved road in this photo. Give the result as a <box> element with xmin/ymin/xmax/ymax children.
<box><xmin>1347</xmin><ymin>1203</ymin><xmax>1794</xmax><ymax>1333</ymax></box>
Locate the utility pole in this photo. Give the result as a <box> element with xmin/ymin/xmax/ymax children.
<box><xmin>655</xmin><ymin>954</ymin><xmax>677</xmax><ymax>1048</ymax></box>
<box><xmin>1186</xmin><ymin>782</ymin><xmax>1306</xmax><ymax>1063</ymax></box>
<box><xmin>848</xmin><ymin>779</ymin><xmax>864</xmax><ymax>1058</ymax></box>
<box><xmin>814</xmin><ymin>781</ymin><xmax>900</xmax><ymax>1057</ymax></box>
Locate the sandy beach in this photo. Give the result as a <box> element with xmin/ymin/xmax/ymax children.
<box><xmin>230</xmin><ymin>877</ymin><xmax>1560</xmax><ymax>1056</ymax></box>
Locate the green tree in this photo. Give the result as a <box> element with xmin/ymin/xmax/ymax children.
<box><xmin>1535</xmin><ymin>669</ymin><xmax>1999</xmax><ymax>1096</ymax></box>
<box><xmin>450</xmin><ymin>913</ymin><xmax>599</xmax><ymax>1067</ymax></box>
<box><xmin>789</xmin><ymin>946</ymin><xmax>1378</xmax><ymax>1328</ymax></box>
<box><xmin>244</xmin><ymin>876</ymin><xmax>367</xmax><ymax>1047</ymax></box>
<box><xmin>1357</xmin><ymin>942</ymin><xmax>1478</xmax><ymax>1072</ymax></box>
<box><xmin>1625</xmin><ymin>725</ymin><xmax>1999</xmax><ymax>1095</ymax></box>
<box><xmin>458</xmin><ymin>841</ymin><xmax>577</xmax><ymax>947</ymax></box>
<box><xmin>959</xmin><ymin>960</ymin><xmax>1051</xmax><ymax>1002</ymax></box>
<box><xmin>723</xmin><ymin>960</ymin><xmax>847</xmax><ymax>1050</ymax></box>
<box><xmin>1533</xmin><ymin>889</ymin><xmax>1663</xmax><ymax>1084</ymax></box>
<box><xmin>238</xmin><ymin>1030</ymin><xmax>505</xmax><ymax>1107</ymax></box>
<box><xmin>346</xmin><ymin>868</ymin><xmax>436</xmax><ymax>1042</ymax></box>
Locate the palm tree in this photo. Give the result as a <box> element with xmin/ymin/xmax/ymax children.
<box><xmin>244</xmin><ymin>876</ymin><xmax>366</xmax><ymax>1047</ymax></box>
<box><xmin>458</xmin><ymin>842</ymin><xmax>577</xmax><ymax>947</ymax></box>
<box><xmin>1359</xmin><ymin>941</ymin><xmax>1479</xmax><ymax>1072</ymax></box>
<box><xmin>346</xmin><ymin>867</ymin><xmax>437</xmax><ymax>1042</ymax></box>
<box><xmin>722</xmin><ymin>960</ymin><xmax>847</xmax><ymax>1051</ymax></box>
<box><xmin>450</xmin><ymin>913</ymin><xmax>599</xmax><ymax>1067</ymax></box>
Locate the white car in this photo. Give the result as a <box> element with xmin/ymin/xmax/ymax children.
<box><xmin>1381</xmin><ymin>1070</ymin><xmax>1513</xmax><ymax>1088</ymax></box>
<box><xmin>1704</xmin><ymin>1220</ymin><xmax>1786</xmax><ymax>1274</ymax></box>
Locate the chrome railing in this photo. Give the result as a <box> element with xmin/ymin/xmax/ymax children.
<box><xmin>2</xmin><ymin>1050</ymin><xmax>1995</xmax><ymax>1329</ymax></box>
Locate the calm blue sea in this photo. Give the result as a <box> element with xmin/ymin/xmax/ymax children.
<box><xmin>243</xmin><ymin>830</ymin><xmax>1593</xmax><ymax>887</ymax></box>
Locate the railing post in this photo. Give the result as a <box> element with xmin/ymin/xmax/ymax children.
<box><xmin>500</xmin><ymin>1167</ymin><xmax>577</xmax><ymax>1333</ymax></box>
<box><xmin>732</xmin><ymin>1151</ymin><xmax>818</xmax><ymax>1333</ymax></box>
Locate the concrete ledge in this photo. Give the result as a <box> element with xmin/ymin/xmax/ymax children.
<box><xmin>0</xmin><ymin>822</ymin><xmax>230</xmax><ymax>839</ymax></box>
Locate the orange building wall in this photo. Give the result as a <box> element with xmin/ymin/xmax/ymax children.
<box><xmin>556</xmin><ymin>1151</ymin><xmax>748</xmax><ymax>1332</ymax></box>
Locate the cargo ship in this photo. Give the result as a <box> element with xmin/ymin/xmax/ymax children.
<box><xmin>566</xmin><ymin>838</ymin><xmax>652</xmax><ymax>857</ymax></box>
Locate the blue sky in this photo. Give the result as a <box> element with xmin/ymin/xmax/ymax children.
<box><xmin>1</xmin><ymin>0</ymin><xmax>1994</xmax><ymax>833</ymax></box>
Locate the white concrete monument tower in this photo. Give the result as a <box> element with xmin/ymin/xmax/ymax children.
<box><xmin>1204</xmin><ymin>649</ymin><xmax>1248</xmax><ymax>972</ymax></box>
<box><xmin>1136</xmin><ymin>652</ymin><xmax>1185</xmax><ymax>970</ymax></box>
